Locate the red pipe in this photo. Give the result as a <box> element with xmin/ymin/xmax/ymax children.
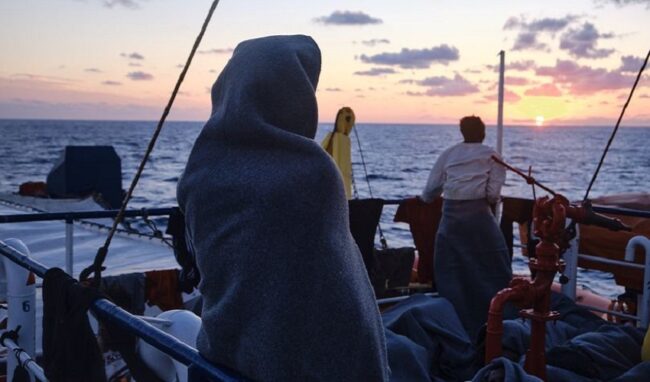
<box><xmin>484</xmin><ymin>280</ymin><xmax>529</xmax><ymax>361</ymax></box>
<box><xmin>485</xmin><ymin>196</ymin><xmax>567</xmax><ymax>381</ymax></box>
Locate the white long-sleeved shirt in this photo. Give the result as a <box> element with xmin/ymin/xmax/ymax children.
<box><xmin>421</xmin><ymin>143</ymin><xmax>505</xmax><ymax>204</ymax></box>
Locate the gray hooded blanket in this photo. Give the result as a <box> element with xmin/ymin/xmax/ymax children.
<box><xmin>177</xmin><ymin>35</ymin><xmax>389</xmax><ymax>381</ymax></box>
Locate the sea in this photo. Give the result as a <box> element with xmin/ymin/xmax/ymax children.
<box><xmin>1</xmin><ymin>119</ymin><xmax>649</xmax><ymax>298</ymax></box>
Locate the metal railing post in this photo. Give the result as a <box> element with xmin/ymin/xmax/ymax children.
<box><xmin>625</xmin><ymin>236</ymin><xmax>650</xmax><ymax>328</ymax></box>
<box><xmin>1</xmin><ymin>337</ymin><xmax>48</xmax><ymax>381</ymax></box>
<box><xmin>65</xmin><ymin>217</ymin><xmax>73</xmax><ymax>276</ymax></box>
<box><xmin>561</xmin><ymin>225</ymin><xmax>579</xmax><ymax>301</ymax></box>
<box><xmin>1</xmin><ymin>239</ymin><xmax>36</xmax><ymax>380</ymax></box>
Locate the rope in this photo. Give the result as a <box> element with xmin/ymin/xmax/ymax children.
<box><xmin>351</xmin><ymin>165</ymin><xmax>359</xmax><ymax>199</ymax></box>
<box><xmin>583</xmin><ymin>49</ymin><xmax>649</xmax><ymax>201</ymax></box>
<box><xmin>353</xmin><ymin>127</ymin><xmax>388</xmax><ymax>249</ymax></box>
<box><xmin>80</xmin><ymin>0</ymin><xmax>221</xmax><ymax>282</ymax></box>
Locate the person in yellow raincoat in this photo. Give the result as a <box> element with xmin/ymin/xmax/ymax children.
<box><xmin>321</xmin><ymin>107</ymin><xmax>355</xmax><ymax>199</ymax></box>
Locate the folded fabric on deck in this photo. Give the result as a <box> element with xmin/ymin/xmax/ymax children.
<box><xmin>471</xmin><ymin>358</ymin><xmax>542</xmax><ymax>382</ymax></box>
<box><xmin>393</xmin><ymin>196</ymin><xmax>442</xmax><ymax>284</ymax></box>
<box><xmin>546</xmin><ymin>324</ymin><xmax>645</xmax><ymax>381</ymax></box>
<box><xmin>383</xmin><ymin>294</ymin><xmax>477</xmax><ymax>381</ymax></box>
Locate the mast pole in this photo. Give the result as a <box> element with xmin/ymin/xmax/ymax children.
<box><xmin>495</xmin><ymin>51</ymin><xmax>505</xmax><ymax>220</ymax></box>
<box><xmin>497</xmin><ymin>50</ymin><xmax>505</xmax><ymax>155</ymax></box>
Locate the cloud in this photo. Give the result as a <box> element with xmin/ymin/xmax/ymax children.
<box><xmin>360</xmin><ymin>45</ymin><xmax>459</xmax><ymax>69</ymax></box>
<box><xmin>619</xmin><ymin>55</ymin><xmax>645</xmax><ymax>72</ymax></box>
<box><xmin>524</xmin><ymin>83</ymin><xmax>563</xmax><ymax>96</ymax></box>
<box><xmin>126</xmin><ymin>71</ymin><xmax>153</xmax><ymax>81</ymax></box>
<box><xmin>483</xmin><ymin>89</ymin><xmax>522</xmax><ymax>103</ymax></box>
<box><xmin>360</xmin><ymin>39</ymin><xmax>390</xmax><ymax>47</ymax></box>
<box><xmin>504</xmin><ymin>15</ymin><xmax>577</xmax><ymax>51</ymax></box>
<box><xmin>536</xmin><ymin>59</ymin><xmax>634</xmax><ymax>94</ymax></box>
<box><xmin>102</xmin><ymin>80</ymin><xmax>122</xmax><ymax>86</ymax></box>
<box><xmin>504</xmin><ymin>15</ymin><xmax>577</xmax><ymax>33</ymax></box>
<box><xmin>510</xmin><ymin>60</ymin><xmax>537</xmax><ymax>71</ymax></box>
<box><xmin>198</xmin><ymin>48</ymin><xmax>234</xmax><ymax>55</ymax></box>
<box><xmin>594</xmin><ymin>0</ymin><xmax>650</xmax><ymax>8</ymax></box>
<box><xmin>103</xmin><ymin>0</ymin><xmax>141</xmax><ymax>9</ymax></box>
<box><xmin>11</xmin><ymin>73</ymin><xmax>75</xmax><ymax>84</ymax></box>
<box><xmin>513</xmin><ymin>32</ymin><xmax>548</xmax><ymax>51</ymax></box>
<box><xmin>403</xmin><ymin>74</ymin><xmax>479</xmax><ymax>96</ymax></box>
<box><xmin>353</xmin><ymin>67</ymin><xmax>397</xmax><ymax>76</ymax></box>
<box><xmin>315</xmin><ymin>11</ymin><xmax>382</xmax><ymax>25</ymax></box>
<box><xmin>324</xmin><ymin>88</ymin><xmax>342</xmax><ymax>92</ymax></box>
<box><xmin>121</xmin><ymin>52</ymin><xmax>144</xmax><ymax>60</ymax></box>
<box><xmin>559</xmin><ymin>22</ymin><xmax>615</xmax><ymax>59</ymax></box>
<box><xmin>507</xmin><ymin>76</ymin><xmax>531</xmax><ymax>86</ymax></box>
<box><xmin>486</xmin><ymin>60</ymin><xmax>536</xmax><ymax>72</ymax></box>
<box><xmin>128</xmin><ymin>62</ymin><xmax>142</xmax><ymax>67</ymax></box>
<box><xmin>84</xmin><ymin>68</ymin><xmax>102</xmax><ymax>73</ymax></box>
<box><xmin>486</xmin><ymin>76</ymin><xmax>531</xmax><ymax>91</ymax></box>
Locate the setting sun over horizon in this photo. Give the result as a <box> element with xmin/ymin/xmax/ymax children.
<box><xmin>1</xmin><ymin>0</ymin><xmax>649</xmax><ymax>126</ymax></box>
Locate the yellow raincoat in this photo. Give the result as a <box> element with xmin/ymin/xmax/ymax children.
<box><xmin>321</xmin><ymin>107</ymin><xmax>355</xmax><ymax>199</ymax></box>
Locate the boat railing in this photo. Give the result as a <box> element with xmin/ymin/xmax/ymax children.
<box><xmin>562</xmin><ymin>230</ymin><xmax>650</xmax><ymax>328</ymax></box>
<box><xmin>0</xmin><ymin>207</ymin><xmax>176</xmax><ymax>276</ymax></box>
<box><xmin>0</xmin><ymin>239</ymin><xmax>246</xmax><ymax>382</ymax></box>
<box><xmin>2</xmin><ymin>201</ymin><xmax>649</xmax><ymax>322</ymax></box>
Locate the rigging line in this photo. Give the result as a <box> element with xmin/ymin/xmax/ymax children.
<box><xmin>583</xmin><ymin>48</ymin><xmax>649</xmax><ymax>202</ymax></box>
<box><xmin>353</xmin><ymin>127</ymin><xmax>375</xmax><ymax>198</ymax></box>
<box><xmin>80</xmin><ymin>0</ymin><xmax>221</xmax><ymax>282</ymax></box>
<box><xmin>353</xmin><ymin>127</ymin><xmax>388</xmax><ymax>248</ymax></box>
<box><xmin>351</xmin><ymin>166</ymin><xmax>359</xmax><ymax>199</ymax></box>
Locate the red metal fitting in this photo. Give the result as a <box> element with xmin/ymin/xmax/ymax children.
<box><xmin>485</xmin><ymin>194</ymin><xmax>572</xmax><ymax>381</ymax></box>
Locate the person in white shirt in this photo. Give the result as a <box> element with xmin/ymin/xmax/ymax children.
<box><xmin>421</xmin><ymin>115</ymin><xmax>512</xmax><ymax>340</ymax></box>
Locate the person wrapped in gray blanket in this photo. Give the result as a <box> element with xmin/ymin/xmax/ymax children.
<box><xmin>177</xmin><ymin>35</ymin><xmax>389</xmax><ymax>381</ymax></box>
<box><xmin>420</xmin><ymin>116</ymin><xmax>512</xmax><ymax>340</ymax></box>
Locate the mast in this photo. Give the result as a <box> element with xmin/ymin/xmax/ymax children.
<box><xmin>497</xmin><ymin>50</ymin><xmax>505</xmax><ymax>155</ymax></box>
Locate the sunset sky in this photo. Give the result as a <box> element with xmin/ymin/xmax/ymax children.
<box><xmin>1</xmin><ymin>0</ymin><xmax>649</xmax><ymax>126</ymax></box>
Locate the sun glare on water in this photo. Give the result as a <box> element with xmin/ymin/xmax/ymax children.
<box><xmin>535</xmin><ymin>116</ymin><xmax>545</xmax><ymax>127</ymax></box>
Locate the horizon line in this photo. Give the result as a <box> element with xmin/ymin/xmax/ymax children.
<box><xmin>0</xmin><ymin>117</ymin><xmax>648</xmax><ymax>129</ymax></box>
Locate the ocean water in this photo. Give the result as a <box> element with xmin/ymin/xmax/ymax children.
<box><xmin>1</xmin><ymin>119</ymin><xmax>649</xmax><ymax>297</ymax></box>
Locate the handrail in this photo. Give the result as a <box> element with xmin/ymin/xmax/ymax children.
<box><xmin>0</xmin><ymin>201</ymin><xmax>647</xmax><ymax>223</ymax></box>
<box><xmin>591</xmin><ymin>205</ymin><xmax>650</xmax><ymax>219</ymax></box>
<box><xmin>0</xmin><ymin>240</ymin><xmax>246</xmax><ymax>382</ymax></box>
<box><xmin>0</xmin><ymin>207</ymin><xmax>176</xmax><ymax>224</ymax></box>
<box><xmin>384</xmin><ymin>198</ymin><xmax>650</xmax><ymax>219</ymax></box>
<box><xmin>1</xmin><ymin>337</ymin><xmax>48</xmax><ymax>381</ymax></box>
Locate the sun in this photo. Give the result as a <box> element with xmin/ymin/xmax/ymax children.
<box><xmin>535</xmin><ymin>115</ymin><xmax>544</xmax><ymax>127</ymax></box>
